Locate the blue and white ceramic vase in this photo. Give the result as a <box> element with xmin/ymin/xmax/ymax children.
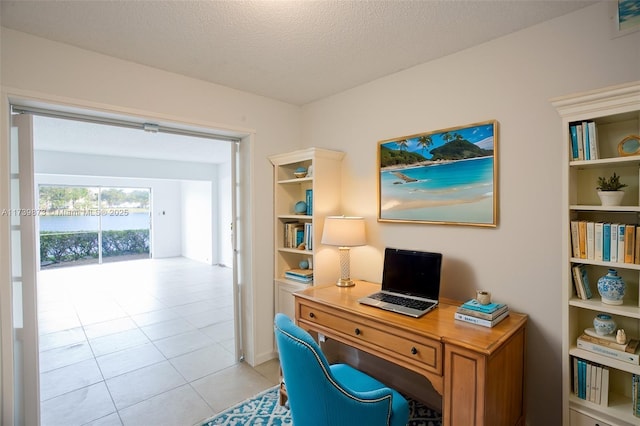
<box><xmin>593</xmin><ymin>313</ymin><xmax>617</xmax><ymax>336</ymax></box>
<box><xmin>597</xmin><ymin>268</ymin><xmax>625</xmax><ymax>305</ymax></box>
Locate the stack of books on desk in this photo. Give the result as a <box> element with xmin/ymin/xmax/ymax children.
<box><xmin>284</xmin><ymin>268</ymin><xmax>313</xmax><ymax>284</ymax></box>
<box><xmin>455</xmin><ymin>299</ymin><xmax>509</xmax><ymax>328</ymax></box>
<box><xmin>577</xmin><ymin>330</ymin><xmax>640</xmax><ymax>365</ymax></box>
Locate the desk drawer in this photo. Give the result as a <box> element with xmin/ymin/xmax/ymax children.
<box><xmin>299</xmin><ymin>303</ymin><xmax>441</xmax><ymax>374</ymax></box>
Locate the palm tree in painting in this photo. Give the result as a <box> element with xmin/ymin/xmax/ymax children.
<box><xmin>454</xmin><ymin>133</ymin><xmax>464</xmax><ymax>141</ymax></box>
<box><xmin>396</xmin><ymin>139</ymin><xmax>409</xmax><ymax>152</ymax></box>
<box><xmin>442</xmin><ymin>132</ymin><xmax>454</xmax><ymax>144</ymax></box>
<box><xmin>416</xmin><ymin>135</ymin><xmax>433</xmax><ymax>154</ymax></box>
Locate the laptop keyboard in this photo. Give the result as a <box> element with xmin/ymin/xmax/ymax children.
<box><xmin>368</xmin><ymin>293</ymin><xmax>434</xmax><ymax>310</ymax></box>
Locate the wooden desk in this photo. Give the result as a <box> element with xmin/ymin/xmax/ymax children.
<box><xmin>294</xmin><ymin>281</ymin><xmax>527</xmax><ymax>426</ymax></box>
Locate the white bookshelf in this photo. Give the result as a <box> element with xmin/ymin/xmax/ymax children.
<box><xmin>269</xmin><ymin>147</ymin><xmax>344</xmax><ymax>318</ymax></box>
<box><xmin>554</xmin><ymin>81</ymin><xmax>640</xmax><ymax>426</ymax></box>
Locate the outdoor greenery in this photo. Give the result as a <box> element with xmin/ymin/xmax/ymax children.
<box><xmin>40</xmin><ymin>229</ymin><xmax>149</xmax><ymax>265</ymax></box>
<box><xmin>39</xmin><ymin>185</ymin><xmax>149</xmax><ymax>212</ymax></box>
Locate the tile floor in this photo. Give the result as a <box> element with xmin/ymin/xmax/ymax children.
<box><xmin>37</xmin><ymin>257</ymin><xmax>280</xmax><ymax>426</ymax></box>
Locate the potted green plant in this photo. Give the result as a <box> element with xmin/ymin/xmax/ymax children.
<box><xmin>596</xmin><ymin>172</ymin><xmax>627</xmax><ymax>206</ymax></box>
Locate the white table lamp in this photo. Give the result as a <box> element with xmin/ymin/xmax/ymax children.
<box><xmin>321</xmin><ymin>216</ymin><xmax>366</xmax><ymax>287</ymax></box>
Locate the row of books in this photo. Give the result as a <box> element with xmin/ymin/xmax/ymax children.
<box><xmin>570</xmin><ymin>221</ymin><xmax>640</xmax><ymax>264</ymax></box>
<box><xmin>454</xmin><ymin>298</ymin><xmax>509</xmax><ymax>328</ymax></box>
<box><xmin>573</xmin><ymin>357</ymin><xmax>609</xmax><ymax>405</ymax></box>
<box><xmin>283</xmin><ymin>222</ymin><xmax>313</xmax><ymax>250</ymax></box>
<box><xmin>577</xmin><ymin>331</ymin><xmax>640</xmax><ymax>365</ymax></box>
<box><xmin>284</xmin><ymin>268</ymin><xmax>313</xmax><ymax>283</ymax></box>
<box><xmin>633</xmin><ymin>374</ymin><xmax>640</xmax><ymax>418</ymax></box>
<box><xmin>571</xmin><ymin>264</ymin><xmax>592</xmax><ymax>300</ymax></box>
<box><xmin>569</xmin><ymin>121</ymin><xmax>599</xmax><ymax>161</ymax></box>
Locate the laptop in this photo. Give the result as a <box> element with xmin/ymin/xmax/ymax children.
<box><xmin>358</xmin><ymin>248</ymin><xmax>442</xmax><ymax>318</ymax></box>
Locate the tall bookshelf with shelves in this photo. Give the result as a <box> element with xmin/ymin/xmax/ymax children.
<box><xmin>554</xmin><ymin>81</ymin><xmax>640</xmax><ymax>426</ymax></box>
<box><xmin>269</xmin><ymin>147</ymin><xmax>344</xmax><ymax>319</ymax></box>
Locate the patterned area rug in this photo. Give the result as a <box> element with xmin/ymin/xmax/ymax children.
<box><xmin>199</xmin><ymin>386</ymin><xmax>442</xmax><ymax>426</ymax></box>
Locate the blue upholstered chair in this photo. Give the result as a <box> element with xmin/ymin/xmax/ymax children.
<box><xmin>274</xmin><ymin>313</ymin><xmax>409</xmax><ymax>426</ymax></box>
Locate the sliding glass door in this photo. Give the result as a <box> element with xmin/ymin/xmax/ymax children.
<box><xmin>38</xmin><ymin>185</ymin><xmax>151</xmax><ymax>268</ymax></box>
<box><xmin>8</xmin><ymin>113</ymin><xmax>40</xmax><ymax>425</ymax></box>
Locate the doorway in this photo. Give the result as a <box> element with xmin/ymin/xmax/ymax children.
<box><xmin>7</xmin><ymin>104</ymin><xmax>245</xmax><ymax>426</ymax></box>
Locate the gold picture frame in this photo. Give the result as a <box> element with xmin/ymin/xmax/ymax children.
<box><xmin>377</xmin><ymin>120</ymin><xmax>498</xmax><ymax>227</ymax></box>
<box><xmin>618</xmin><ymin>135</ymin><xmax>640</xmax><ymax>156</ymax></box>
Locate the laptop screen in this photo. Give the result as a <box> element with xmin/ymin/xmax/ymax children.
<box><xmin>382</xmin><ymin>248</ymin><xmax>442</xmax><ymax>300</ymax></box>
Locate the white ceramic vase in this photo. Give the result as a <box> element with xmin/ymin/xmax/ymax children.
<box><xmin>597</xmin><ymin>190</ymin><xmax>624</xmax><ymax>206</ymax></box>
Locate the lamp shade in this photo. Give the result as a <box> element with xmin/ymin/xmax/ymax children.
<box><xmin>321</xmin><ymin>216</ymin><xmax>366</xmax><ymax>247</ymax></box>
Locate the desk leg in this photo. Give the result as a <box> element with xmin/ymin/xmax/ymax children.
<box><xmin>444</xmin><ymin>345</ymin><xmax>486</xmax><ymax>426</ymax></box>
<box><xmin>444</xmin><ymin>328</ymin><xmax>526</xmax><ymax>426</ymax></box>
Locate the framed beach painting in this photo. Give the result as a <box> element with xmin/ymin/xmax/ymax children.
<box><xmin>611</xmin><ymin>0</ymin><xmax>640</xmax><ymax>38</ymax></box>
<box><xmin>377</xmin><ymin>120</ymin><xmax>498</xmax><ymax>227</ymax></box>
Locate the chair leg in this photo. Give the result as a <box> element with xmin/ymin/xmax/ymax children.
<box><xmin>278</xmin><ymin>366</ymin><xmax>288</xmax><ymax>406</ymax></box>
<box><xmin>279</xmin><ymin>381</ymin><xmax>288</xmax><ymax>406</ymax></box>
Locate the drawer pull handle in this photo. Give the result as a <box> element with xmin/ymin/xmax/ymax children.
<box><xmin>354</xmin><ymin>328</ymin><xmax>361</xmax><ymax>335</ymax></box>
<box><xmin>411</xmin><ymin>347</ymin><xmax>418</xmax><ymax>355</ymax></box>
<box><xmin>309</xmin><ymin>312</ymin><xmax>315</xmax><ymax>319</ymax></box>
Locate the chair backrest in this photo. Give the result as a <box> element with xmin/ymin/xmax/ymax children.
<box><xmin>274</xmin><ymin>313</ymin><xmax>394</xmax><ymax>426</ymax></box>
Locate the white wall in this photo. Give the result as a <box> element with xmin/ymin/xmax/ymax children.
<box><xmin>301</xmin><ymin>3</ymin><xmax>640</xmax><ymax>425</ymax></box>
<box><xmin>181</xmin><ymin>180</ymin><xmax>213</xmax><ymax>264</ymax></box>
<box><xmin>1</xmin><ymin>27</ymin><xmax>303</xmax><ymax>369</ymax></box>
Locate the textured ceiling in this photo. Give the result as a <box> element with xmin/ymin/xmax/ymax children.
<box><xmin>1</xmin><ymin>0</ymin><xmax>596</xmax><ymax>106</ymax></box>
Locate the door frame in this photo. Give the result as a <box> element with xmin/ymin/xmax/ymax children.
<box><xmin>0</xmin><ymin>91</ymin><xmax>255</xmax><ymax>425</ymax></box>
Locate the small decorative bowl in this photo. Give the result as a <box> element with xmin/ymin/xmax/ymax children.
<box><xmin>294</xmin><ymin>167</ymin><xmax>307</xmax><ymax>178</ymax></box>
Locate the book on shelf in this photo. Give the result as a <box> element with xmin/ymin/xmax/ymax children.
<box><xmin>571</xmin><ymin>221</ymin><xmax>580</xmax><ymax>258</ymax></box>
<box><xmin>285</xmin><ymin>268</ymin><xmax>313</xmax><ymax>278</ymax></box>
<box><xmin>460</xmin><ymin>299</ymin><xmax>507</xmax><ymax>314</ymax></box>
<box><xmin>617</xmin><ymin>224</ymin><xmax>625</xmax><ymax>264</ymax></box>
<box><xmin>587</xmin><ymin>121</ymin><xmax>599</xmax><ymax>160</ymax></box>
<box><xmin>594</xmin><ymin>222</ymin><xmax>603</xmax><ymax>261</ymax></box>
<box><xmin>603</xmin><ymin>223</ymin><xmax>611</xmax><ymax>261</ymax></box>
<box><xmin>579</xmin><ymin>220</ymin><xmax>587</xmax><ymax>259</ymax></box>
<box><xmin>571</xmin><ymin>265</ymin><xmax>592</xmax><ymax>300</ymax></box>
<box><xmin>579</xmin><ymin>331</ymin><xmax>639</xmax><ymax>353</ymax></box>
<box><xmin>577</xmin><ymin>335</ymin><xmax>640</xmax><ymax>364</ymax></box>
<box><xmin>573</xmin><ymin>357</ymin><xmax>608</xmax><ymax>405</ymax></box>
<box><xmin>610</xmin><ymin>224</ymin><xmax>618</xmax><ymax>263</ymax></box>
<box><xmin>304</xmin><ymin>222</ymin><xmax>313</xmax><ymax>250</ymax></box>
<box><xmin>625</xmin><ymin>224</ymin><xmax>636</xmax><ymax>263</ymax></box>
<box><xmin>572</xmin><ymin>265</ymin><xmax>585</xmax><ymax>299</ymax></box>
<box><xmin>284</xmin><ymin>269</ymin><xmax>313</xmax><ymax>283</ymax></box>
<box><xmin>305</xmin><ymin>189</ymin><xmax>313</xmax><ymax>216</ymax></box>
<box><xmin>570</xmin><ymin>124</ymin><xmax>580</xmax><ymax>160</ymax></box>
<box><xmin>454</xmin><ymin>310</ymin><xmax>509</xmax><ymax>328</ymax></box>
<box><xmin>636</xmin><ymin>226</ymin><xmax>640</xmax><ymax>265</ymax></box>
<box><xmin>633</xmin><ymin>374</ymin><xmax>640</xmax><ymax>418</ymax></box>
<box><xmin>284</xmin><ymin>275</ymin><xmax>313</xmax><ymax>284</ymax></box>
<box><xmin>586</xmin><ymin>221</ymin><xmax>595</xmax><ymax>260</ymax></box>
